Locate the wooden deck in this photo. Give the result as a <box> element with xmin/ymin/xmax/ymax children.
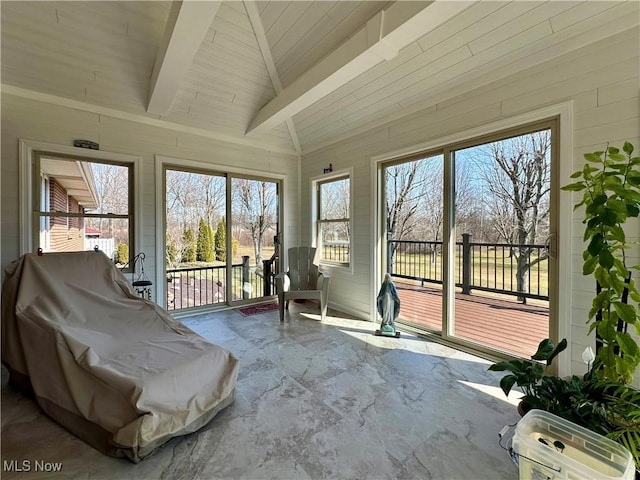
<box><xmin>394</xmin><ymin>281</ymin><xmax>549</xmax><ymax>358</ymax></box>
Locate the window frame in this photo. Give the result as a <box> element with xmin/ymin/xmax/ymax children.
<box><xmin>19</xmin><ymin>139</ymin><xmax>142</xmax><ymax>272</ymax></box>
<box><xmin>39</xmin><ymin>174</ymin><xmax>51</xmax><ymax>250</ymax></box>
<box><xmin>313</xmin><ymin>170</ymin><xmax>352</xmax><ymax>268</ymax></box>
<box><xmin>371</xmin><ymin>102</ymin><xmax>573</xmax><ymax>376</ymax></box>
<box><xmin>32</xmin><ymin>152</ymin><xmax>134</xmax><ymax>262</ymax></box>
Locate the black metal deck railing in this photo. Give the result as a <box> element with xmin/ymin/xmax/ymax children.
<box><xmin>322</xmin><ymin>242</ymin><xmax>349</xmax><ymax>263</ymax></box>
<box><xmin>166</xmin><ymin>256</ymin><xmax>275</xmax><ymax>310</ymax></box>
<box><xmin>387</xmin><ymin>235</ymin><xmax>549</xmax><ymax>301</ymax></box>
<box><xmin>167</xmin><ymin>237</ymin><xmax>548</xmax><ymax>310</ymax></box>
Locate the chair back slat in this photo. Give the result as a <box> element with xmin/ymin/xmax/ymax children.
<box><xmin>288</xmin><ymin>247</ymin><xmax>316</xmax><ymax>291</ymax></box>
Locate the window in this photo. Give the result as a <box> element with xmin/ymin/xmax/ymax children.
<box><xmin>317</xmin><ymin>175</ymin><xmax>350</xmax><ymax>265</ymax></box>
<box><xmin>33</xmin><ymin>153</ymin><xmax>133</xmax><ymax>265</ymax></box>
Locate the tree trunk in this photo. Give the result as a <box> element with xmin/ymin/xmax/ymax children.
<box><xmin>387</xmin><ymin>239</ymin><xmax>396</xmax><ymax>274</ymax></box>
<box><xmin>516</xmin><ymin>244</ymin><xmax>529</xmax><ymax>304</ymax></box>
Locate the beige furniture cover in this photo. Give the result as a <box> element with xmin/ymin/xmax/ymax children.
<box><xmin>1</xmin><ymin>251</ymin><xmax>238</xmax><ymax>462</ymax></box>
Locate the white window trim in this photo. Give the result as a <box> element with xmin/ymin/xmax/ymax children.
<box><xmin>19</xmin><ymin>139</ymin><xmax>142</xmax><ymax>265</ymax></box>
<box><xmin>370</xmin><ymin>102</ymin><xmax>573</xmax><ymax>377</ymax></box>
<box><xmin>311</xmin><ymin>167</ymin><xmax>354</xmax><ymax>273</ymax></box>
<box><xmin>39</xmin><ymin>174</ymin><xmax>51</xmax><ymax>251</ymax></box>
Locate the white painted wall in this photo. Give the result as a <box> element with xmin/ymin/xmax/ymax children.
<box><xmin>1</xmin><ymin>94</ymin><xmax>300</xmax><ymax>305</ymax></box>
<box><xmin>300</xmin><ymin>29</ymin><xmax>640</xmax><ymax>382</ymax></box>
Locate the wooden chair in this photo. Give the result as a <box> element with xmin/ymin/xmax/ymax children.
<box><xmin>275</xmin><ymin>247</ymin><xmax>330</xmax><ymax>321</ymax></box>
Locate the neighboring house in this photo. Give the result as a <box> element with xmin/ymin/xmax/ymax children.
<box><xmin>84</xmin><ymin>226</ymin><xmax>102</xmax><ymax>238</ymax></box>
<box><xmin>84</xmin><ymin>227</ymin><xmax>116</xmax><ymax>261</ymax></box>
<box><xmin>40</xmin><ymin>158</ymin><xmax>98</xmax><ymax>253</ymax></box>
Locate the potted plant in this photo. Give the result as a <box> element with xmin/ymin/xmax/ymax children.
<box><xmin>490</xmin><ymin>339</ymin><xmax>640</xmax><ymax>475</ymax></box>
<box><xmin>489</xmin><ymin>338</ymin><xmax>568</xmax><ymax>415</ymax></box>
<box><xmin>561</xmin><ymin>141</ymin><xmax>640</xmax><ymax>383</ymax></box>
<box><xmin>565</xmin><ymin>375</ymin><xmax>640</xmax><ymax>467</ymax></box>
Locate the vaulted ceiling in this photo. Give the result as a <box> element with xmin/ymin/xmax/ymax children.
<box><xmin>2</xmin><ymin>1</ymin><xmax>638</xmax><ymax>155</ymax></box>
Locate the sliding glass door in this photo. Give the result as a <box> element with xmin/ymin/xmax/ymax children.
<box><xmin>383</xmin><ymin>154</ymin><xmax>444</xmax><ymax>334</ymax></box>
<box><xmin>450</xmin><ymin>127</ymin><xmax>553</xmax><ymax>357</ymax></box>
<box><xmin>380</xmin><ymin>120</ymin><xmax>557</xmax><ymax>359</ymax></box>
<box><xmin>165</xmin><ymin>168</ymin><xmax>227</xmax><ymax>309</ymax></box>
<box><xmin>164</xmin><ymin>167</ymin><xmax>280</xmax><ymax>311</ymax></box>
<box><xmin>231</xmin><ymin>177</ymin><xmax>279</xmax><ymax>302</ymax></box>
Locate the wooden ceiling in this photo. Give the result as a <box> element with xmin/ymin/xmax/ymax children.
<box><xmin>2</xmin><ymin>1</ymin><xmax>638</xmax><ymax>155</ymax></box>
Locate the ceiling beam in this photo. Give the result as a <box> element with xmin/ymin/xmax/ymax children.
<box><xmin>246</xmin><ymin>0</ymin><xmax>473</xmax><ymax>136</ymax></box>
<box><xmin>244</xmin><ymin>1</ymin><xmax>301</xmax><ymax>154</ymax></box>
<box><xmin>147</xmin><ymin>1</ymin><xmax>221</xmax><ymax>116</ymax></box>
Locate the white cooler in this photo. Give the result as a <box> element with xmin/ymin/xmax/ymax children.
<box><xmin>508</xmin><ymin>409</ymin><xmax>634</xmax><ymax>480</ymax></box>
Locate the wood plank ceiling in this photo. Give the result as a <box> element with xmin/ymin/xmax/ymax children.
<box><xmin>1</xmin><ymin>1</ymin><xmax>638</xmax><ymax>156</ymax></box>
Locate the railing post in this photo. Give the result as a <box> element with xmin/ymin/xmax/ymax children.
<box><xmin>387</xmin><ymin>233</ymin><xmax>393</xmax><ymax>274</ymax></box>
<box><xmin>263</xmin><ymin>259</ymin><xmax>272</xmax><ymax>296</ymax></box>
<box><xmin>242</xmin><ymin>255</ymin><xmax>250</xmax><ymax>299</ymax></box>
<box><xmin>462</xmin><ymin>233</ymin><xmax>472</xmax><ymax>295</ymax></box>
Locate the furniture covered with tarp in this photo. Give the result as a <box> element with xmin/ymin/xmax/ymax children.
<box><xmin>1</xmin><ymin>251</ymin><xmax>238</xmax><ymax>462</ymax></box>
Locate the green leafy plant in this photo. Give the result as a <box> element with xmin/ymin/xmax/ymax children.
<box><xmin>592</xmin><ymin>381</ymin><xmax>640</xmax><ymax>468</ymax></box>
<box><xmin>558</xmin><ymin>373</ymin><xmax>640</xmax><ymax>475</ymax></box>
<box><xmin>489</xmin><ymin>338</ymin><xmax>567</xmax><ymax>411</ymax></box>
<box><xmin>562</xmin><ymin>141</ymin><xmax>640</xmax><ymax>383</ymax></box>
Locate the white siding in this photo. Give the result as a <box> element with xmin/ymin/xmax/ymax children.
<box><xmin>1</xmin><ymin>94</ymin><xmax>300</xmax><ymax>304</ymax></box>
<box><xmin>300</xmin><ymin>29</ymin><xmax>640</xmax><ymax>382</ymax></box>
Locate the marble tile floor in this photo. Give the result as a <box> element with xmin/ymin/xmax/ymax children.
<box><xmin>2</xmin><ymin>302</ymin><xmax>523</xmax><ymax>480</ymax></box>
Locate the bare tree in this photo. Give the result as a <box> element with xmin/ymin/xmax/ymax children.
<box><xmin>165</xmin><ymin>170</ymin><xmax>226</xmax><ymax>266</ymax></box>
<box><xmin>413</xmin><ymin>159</ymin><xmax>443</xmax><ymax>242</ymax></box>
<box><xmin>455</xmin><ymin>155</ymin><xmax>487</xmax><ymax>241</ymax></box>
<box><xmin>196</xmin><ymin>174</ymin><xmax>225</xmax><ymax>228</ymax></box>
<box><xmin>414</xmin><ymin>155</ymin><xmax>479</xmax><ymax>242</ymax></box>
<box><xmin>385</xmin><ymin>161</ymin><xmax>430</xmax><ymax>269</ymax></box>
<box><xmin>233</xmin><ymin>179</ymin><xmax>277</xmax><ymax>267</ymax></box>
<box><xmin>475</xmin><ymin>130</ymin><xmax>551</xmax><ymax>301</ymax></box>
<box><xmin>88</xmin><ymin>162</ymin><xmax>128</xmax><ymax>243</ymax></box>
<box><xmin>166</xmin><ymin>170</ymin><xmax>200</xmax><ymax>231</ymax></box>
<box><xmin>166</xmin><ymin>232</ymin><xmax>189</xmax><ymax>270</ymax></box>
